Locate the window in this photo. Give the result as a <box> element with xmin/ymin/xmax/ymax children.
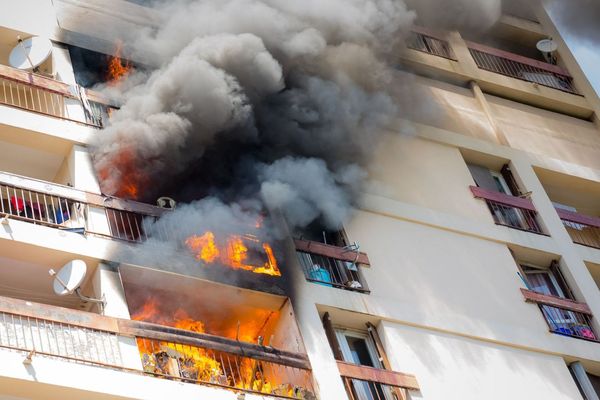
<box><xmin>467</xmin><ymin>163</ymin><xmax>521</xmax><ymax>196</ymax></box>
<box><xmin>335</xmin><ymin>329</ymin><xmax>394</xmax><ymax>400</ymax></box>
<box><xmin>521</xmin><ymin>262</ymin><xmax>573</xmax><ymax>300</ymax></box>
<box><xmin>490</xmin><ymin>170</ymin><xmax>512</xmax><ymax>195</ymax></box>
<box><xmin>295</xmin><ymin>225</ymin><xmax>369</xmax><ymax>292</ymax></box>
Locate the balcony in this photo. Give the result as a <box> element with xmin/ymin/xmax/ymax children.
<box><xmin>406</xmin><ymin>28</ymin><xmax>456</xmax><ymax>60</ymax></box>
<box><xmin>555</xmin><ymin>207</ymin><xmax>600</xmax><ymax>249</ymax></box>
<box><xmin>295</xmin><ymin>239</ymin><xmax>370</xmax><ymax>293</ymax></box>
<box><xmin>521</xmin><ymin>289</ymin><xmax>598</xmax><ymax>342</ymax></box>
<box><xmin>470</xmin><ymin>186</ymin><xmax>545</xmax><ymax>234</ymax></box>
<box><xmin>0</xmin><ymin>295</ymin><xmax>315</xmax><ymax>399</ymax></box>
<box><xmin>0</xmin><ymin>170</ymin><xmax>165</xmax><ymax>243</ymax></box>
<box><xmin>466</xmin><ymin>41</ymin><xmax>579</xmax><ymax>95</ymax></box>
<box><xmin>0</xmin><ymin>63</ymin><xmax>115</xmax><ymax>128</ymax></box>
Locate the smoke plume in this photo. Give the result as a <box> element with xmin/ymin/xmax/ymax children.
<box><xmin>90</xmin><ymin>0</ymin><xmax>511</xmax><ymax>273</ymax></box>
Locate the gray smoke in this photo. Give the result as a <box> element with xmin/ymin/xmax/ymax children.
<box><xmin>90</xmin><ymin>0</ymin><xmax>514</xmax><ymax>273</ymax></box>
<box><xmin>405</xmin><ymin>0</ymin><xmax>502</xmax><ymax>32</ymax></box>
<box><xmin>546</xmin><ymin>0</ymin><xmax>600</xmax><ymax>44</ymax></box>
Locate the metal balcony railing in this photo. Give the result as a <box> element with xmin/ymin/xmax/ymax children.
<box><xmin>0</xmin><ymin>296</ymin><xmax>315</xmax><ymax>399</ymax></box>
<box><xmin>0</xmin><ymin>170</ymin><xmax>165</xmax><ymax>243</ymax></box>
<box><xmin>521</xmin><ymin>289</ymin><xmax>598</xmax><ymax>342</ymax></box>
<box><xmin>407</xmin><ymin>29</ymin><xmax>456</xmax><ymax>60</ymax></box>
<box><xmin>0</xmin><ymin>310</ymin><xmax>123</xmax><ymax>367</ymax></box>
<box><xmin>555</xmin><ymin>207</ymin><xmax>600</xmax><ymax>249</ymax></box>
<box><xmin>540</xmin><ymin>304</ymin><xmax>597</xmax><ymax>341</ymax></box>
<box><xmin>137</xmin><ymin>337</ymin><xmax>314</xmax><ymax>397</ymax></box>
<box><xmin>0</xmin><ymin>64</ymin><xmax>115</xmax><ymax>128</ymax></box>
<box><xmin>466</xmin><ymin>41</ymin><xmax>579</xmax><ymax>94</ymax></box>
<box><xmin>470</xmin><ymin>186</ymin><xmax>545</xmax><ymax>234</ymax></box>
<box><xmin>294</xmin><ymin>239</ymin><xmax>370</xmax><ymax>293</ymax></box>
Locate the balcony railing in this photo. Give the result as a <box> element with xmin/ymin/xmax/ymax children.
<box><xmin>337</xmin><ymin>361</ymin><xmax>420</xmax><ymax>400</ymax></box>
<box><xmin>0</xmin><ymin>64</ymin><xmax>115</xmax><ymax>128</ymax></box>
<box><xmin>0</xmin><ymin>310</ymin><xmax>123</xmax><ymax>367</ymax></box>
<box><xmin>470</xmin><ymin>186</ymin><xmax>545</xmax><ymax>234</ymax></box>
<box><xmin>521</xmin><ymin>289</ymin><xmax>598</xmax><ymax>342</ymax></box>
<box><xmin>407</xmin><ymin>28</ymin><xmax>456</xmax><ymax>60</ymax></box>
<box><xmin>0</xmin><ymin>296</ymin><xmax>315</xmax><ymax>399</ymax></box>
<box><xmin>294</xmin><ymin>239</ymin><xmax>370</xmax><ymax>293</ymax></box>
<box><xmin>466</xmin><ymin>41</ymin><xmax>579</xmax><ymax>95</ymax></box>
<box><xmin>555</xmin><ymin>207</ymin><xmax>600</xmax><ymax>249</ymax></box>
<box><xmin>0</xmin><ymin>170</ymin><xmax>166</xmax><ymax>243</ymax></box>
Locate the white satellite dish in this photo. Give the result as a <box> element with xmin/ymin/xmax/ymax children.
<box><xmin>536</xmin><ymin>39</ymin><xmax>558</xmax><ymax>53</ymax></box>
<box><xmin>9</xmin><ymin>36</ymin><xmax>53</xmax><ymax>71</ymax></box>
<box><xmin>50</xmin><ymin>260</ymin><xmax>87</xmax><ymax>296</ymax></box>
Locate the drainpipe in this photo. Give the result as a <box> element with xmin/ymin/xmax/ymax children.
<box><xmin>469</xmin><ymin>80</ymin><xmax>509</xmax><ymax>146</ymax></box>
<box><xmin>570</xmin><ymin>361</ymin><xmax>600</xmax><ymax>400</ymax></box>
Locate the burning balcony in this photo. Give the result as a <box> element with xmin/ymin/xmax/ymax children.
<box><xmin>406</xmin><ymin>27</ymin><xmax>456</xmax><ymax>60</ymax></box>
<box><xmin>0</xmin><ymin>265</ymin><xmax>316</xmax><ymax>399</ymax></box>
<box><xmin>119</xmin><ymin>264</ymin><xmax>315</xmax><ymax>397</ymax></box>
<box><xmin>295</xmin><ymin>239</ymin><xmax>370</xmax><ymax>293</ymax></box>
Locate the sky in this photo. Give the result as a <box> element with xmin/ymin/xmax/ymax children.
<box><xmin>545</xmin><ymin>0</ymin><xmax>600</xmax><ymax>97</ymax></box>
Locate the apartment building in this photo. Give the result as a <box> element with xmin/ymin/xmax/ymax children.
<box><xmin>0</xmin><ymin>1</ymin><xmax>599</xmax><ymax>399</ymax></box>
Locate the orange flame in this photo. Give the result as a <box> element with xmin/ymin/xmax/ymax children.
<box><xmin>131</xmin><ymin>299</ymin><xmax>284</xmax><ymax>394</ymax></box>
<box><xmin>107</xmin><ymin>40</ymin><xmax>132</xmax><ymax>84</ymax></box>
<box><xmin>185</xmin><ymin>232</ymin><xmax>220</xmax><ymax>263</ymax></box>
<box><xmin>185</xmin><ymin>232</ymin><xmax>281</xmax><ymax>277</ymax></box>
<box><xmin>97</xmin><ymin>147</ymin><xmax>145</xmax><ymax>200</ymax></box>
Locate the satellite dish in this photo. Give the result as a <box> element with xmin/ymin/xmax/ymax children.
<box><xmin>536</xmin><ymin>39</ymin><xmax>558</xmax><ymax>65</ymax></box>
<box><xmin>50</xmin><ymin>260</ymin><xmax>87</xmax><ymax>296</ymax></box>
<box><xmin>157</xmin><ymin>196</ymin><xmax>176</xmax><ymax>210</ymax></box>
<box><xmin>9</xmin><ymin>36</ymin><xmax>53</xmax><ymax>71</ymax></box>
<box><xmin>536</xmin><ymin>39</ymin><xmax>558</xmax><ymax>53</ymax></box>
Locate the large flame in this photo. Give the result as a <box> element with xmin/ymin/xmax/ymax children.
<box><xmin>185</xmin><ymin>232</ymin><xmax>281</xmax><ymax>276</ymax></box>
<box><xmin>107</xmin><ymin>40</ymin><xmax>132</xmax><ymax>84</ymax></box>
<box><xmin>131</xmin><ymin>298</ymin><xmax>286</xmax><ymax>395</ymax></box>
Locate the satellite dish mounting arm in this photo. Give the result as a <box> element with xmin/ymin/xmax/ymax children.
<box><xmin>17</xmin><ymin>35</ymin><xmax>36</xmax><ymax>71</ymax></box>
<box><xmin>49</xmin><ymin>268</ymin><xmax>106</xmax><ymax>312</ymax></box>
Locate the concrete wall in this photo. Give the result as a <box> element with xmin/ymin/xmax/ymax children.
<box><xmin>379</xmin><ymin>321</ymin><xmax>584</xmax><ymax>400</ymax></box>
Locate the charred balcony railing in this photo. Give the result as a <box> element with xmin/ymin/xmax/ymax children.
<box><xmin>407</xmin><ymin>28</ymin><xmax>456</xmax><ymax>60</ymax></box>
<box><xmin>294</xmin><ymin>239</ymin><xmax>370</xmax><ymax>293</ymax></box>
<box><xmin>0</xmin><ymin>170</ymin><xmax>165</xmax><ymax>243</ymax></box>
<box><xmin>0</xmin><ymin>64</ymin><xmax>115</xmax><ymax>128</ymax></box>
<box><xmin>136</xmin><ymin>337</ymin><xmax>314</xmax><ymax>398</ymax></box>
<box><xmin>470</xmin><ymin>186</ymin><xmax>545</xmax><ymax>234</ymax></box>
<box><xmin>338</xmin><ymin>361</ymin><xmax>420</xmax><ymax>400</ymax></box>
<box><xmin>555</xmin><ymin>207</ymin><xmax>600</xmax><ymax>249</ymax></box>
<box><xmin>466</xmin><ymin>41</ymin><xmax>579</xmax><ymax>94</ymax></box>
<box><xmin>521</xmin><ymin>289</ymin><xmax>598</xmax><ymax>342</ymax></box>
<box><xmin>0</xmin><ymin>296</ymin><xmax>315</xmax><ymax>399</ymax></box>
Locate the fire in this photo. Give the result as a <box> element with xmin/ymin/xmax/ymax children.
<box><xmin>185</xmin><ymin>232</ymin><xmax>281</xmax><ymax>277</ymax></box>
<box><xmin>97</xmin><ymin>147</ymin><xmax>145</xmax><ymax>200</ymax></box>
<box><xmin>106</xmin><ymin>40</ymin><xmax>132</xmax><ymax>83</ymax></box>
<box><xmin>185</xmin><ymin>232</ymin><xmax>220</xmax><ymax>263</ymax></box>
<box><xmin>132</xmin><ymin>299</ymin><xmax>285</xmax><ymax>395</ymax></box>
